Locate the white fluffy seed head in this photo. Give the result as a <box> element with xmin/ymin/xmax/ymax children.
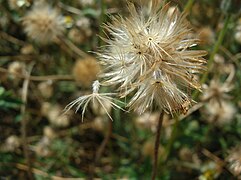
<box><xmin>22</xmin><ymin>3</ymin><xmax>64</xmax><ymax>44</ymax></box>
<box><xmin>98</xmin><ymin>1</ymin><xmax>206</xmax><ymax>115</ymax></box>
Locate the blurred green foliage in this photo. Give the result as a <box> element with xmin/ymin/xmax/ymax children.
<box><xmin>0</xmin><ymin>0</ymin><xmax>240</xmax><ymax>179</ymax></box>
<box><xmin>0</xmin><ymin>86</ymin><xmax>22</xmax><ymax>111</ymax></box>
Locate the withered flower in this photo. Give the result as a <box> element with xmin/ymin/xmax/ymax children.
<box><xmin>66</xmin><ymin>0</ymin><xmax>206</xmax><ymax>119</ymax></box>
<box><xmin>98</xmin><ymin>1</ymin><xmax>206</xmax><ymax>115</ymax></box>
<box><xmin>22</xmin><ymin>2</ymin><xmax>64</xmax><ymax>44</ymax></box>
<box><xmin>65</xmin><ymin>80</ymin><xmax>124</xmax><ymax>121</ymax></box>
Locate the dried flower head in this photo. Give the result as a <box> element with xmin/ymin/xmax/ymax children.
<box><xmin>43</xmin><ymin>126</ymin><xmax>56</xmax><ymax>139</ymax></box>
<box><xmin>204</xmin><ymin>100</ymin><xmax>236</xmax><ymax>126</ymax></box>
<box><xmin>76</xmin><ymin>17</ymin><xmax>92</xmax><ymax>37</ymax></box>
<box><xmin>22</xmin><ymin>3</ymin><xmax>64</xmax><ymax>44</ymax></box>
<box><xmin>34</xmin><ymin>136</ymin><xmax>52</xmax><ymax>157</ymax></box>
<box><xmin>226</xmin><ymin>145</ymin><xmax>241</xmax><ymax>177</ymax></box>
<box><xmin>68</xmin><ymin>28</ymin><xmax>85</xmax><ymax>44</ymax></box>
<box><xmin>8</xmin><ymin>61</ymin><xmax>25</xmax><ymax>85</ymax></box>
<box><xmin>179</xmin><ymin>147</ymin><xmax>195</xmax><ymax>162</ymax></box>
<box><xmin>98</xmin><ymin>1</ymin><xmax>206</xmax><ymax>115</ymax></box>
<box><xmin>47</xmin><ymin>104</ymin><xmax>72</xmax><ymax>127</ymax></box>
<box><xmin>20</xmin><ymin>44</ymin><xmax>35</xmax><ymax>55</ymax></box>
<box><xmin>41</xmin><ymin>102</ymin><xmax>51</xmax><ymax>116</ymax></box>
<box><xmin>37</xmin><ymin>80</ymin><xmax>53</xmax><ymax>99</ymax></box>
<box><xmin>65</xmin><ymin>80</ymin><xmax>124</xmax><ymax>121</ymax></box>
<box><xmin>8</xmin><ymin>61</ymin><xmax>25</xmax><ymax>76</ymax></box>
<box><xmin>0</xmin><ymin>135</ymin><xmax>21</xmax><ymax>152</ymax></box>
<box><xmin>201</xmin><ymin>64</ymin><xmax>235</xmax><ymax>103</ymax></box>
<box><xmin>197</xmin><ymin>26</ymin><xmax>215</xmax><ymax>45</ymax></box>
<box><xmin>202</xmin><ymin>80</ymin><xmax>233</xmax><ymax>103</ymax></box>
<box><xmin>73</xmin><ymin>57</ymin><xmax>101</xmax><ymax>88</ymax></box>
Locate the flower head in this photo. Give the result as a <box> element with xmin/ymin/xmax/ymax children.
<box><xmin>203</xmin><ymin>99</ymin><xmax>236</xmax><ymax>126</ymax></box>
<box><xmin>98</xmin><ymin>1</ymin><xmax>206</xmax><ymax>115</ymax></box>
<box><xmin>65</xmin><ymin>80</ymin><xmax>124</xmax><ymax>121</ymax></box>
<box><xmin>226</xmin><ymin>145</ymin><xmax>241</xmax><ymax>177</ymax></box>
<box><xmin>73</xmin><ymin>56</ymin><xmax>101</xmax><ymax>88</ymax></box>
<box><xmin>22</xmin><ymin>2</ymin><xmax>64</xmax><ymax>44</ymax></box>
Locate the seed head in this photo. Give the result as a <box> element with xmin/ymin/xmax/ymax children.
<box><xmin>73</xmin><ymin>57</ymin><xmax>101</xmax><ymax>88</ymax></box>
<box><xmin>226</xmin><ymin>145</ymin><xmax>241</xmax><ymax>177</ymax></box>
<box><xmin>1</xmin><ymin>135</ymin><xmax>21</xmax><ymax>152</ymax></box>
<box><xmin>22</xmin><ymin>3</ymin><xmax>64</xmax><ymax>44</ymax></box>
<box><xmin>203</xmin><ymin>100</ymin><xmax>236</xmax><ymax>126</ymax></box>
<box><xmin>65</xmin><ymin>80</ymin><xmax>124</xmax><ymax>122</ymax></box>
<box><xmin>98</xmin><ymin>1</ymin><xmax>206</xmax><ymax>115</ymax></box>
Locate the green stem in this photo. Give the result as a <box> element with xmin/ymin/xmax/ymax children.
<box><xmin>201</xmin><ymin>14</ymin><xmax>231</xmax><ymax>84</ymax></box>
<box><xmin>184</xmin><ymin>0</ymin><xmax>195</xmax><ymax>13</ymax></box>
<box><xmin>192</xmin><ymin>14</ymin><xmax>231</xmax><ymax>99</ymax></box>
<box><xmin>99</xmin><ymin>0</ymin><xmax>106</xmax><ymax>47</ymax></box>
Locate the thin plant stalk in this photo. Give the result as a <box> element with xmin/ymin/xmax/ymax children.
<box><xmin>201</xmin><ymin>14</ymin><xmax>231</xmax><ymax>84</ymax></box>
<box><xmin>57</xmin><ymin>36</ymin><xmax>89</xmax><ymax>58</ymax></box>
<box><xmin>151</xmin><ymin>111</ymin><xmax>164</xmax><ymax>180</ymax></box>
<box><xmin>0</xmin><ymin>67</ymin><xmax>73</xmax><ymax>81</ymax></box>
<box><xmin>193</xmin><ymin>14</ymin><xmax>231</xmax><ymax>99</ymax></box>
<box><xmin>21</xmin><ymin>64</ymin><xmax>34</xmax><ymax>180</ymax></box>
<box><xmin>95</xmin><ymin>120</ymin><xmax>113</xmax><ymax>163</ymax></box>
<box><xmin>184</xmin><ymin>0</ymin><xmax>195</xmax><ymax>13</ymax></box>
<box><xmin>91</xmin><ymin>118</ymin><xmax>113</xmax><ymax>179</ymax></box>
<box><xmin>98</xmin><ymin>0</ymin><xmax>106</xmax><ymax>47</ymax></box>
<box><xmin>162</xmin><ymin>115</ymin><xmax>179</xmax><ymax>163</ymax></box>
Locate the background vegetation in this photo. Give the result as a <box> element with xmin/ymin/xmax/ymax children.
<box><xmin>0</xmin><ymin>0</ymin><xmax>240</xmax><ymax>179</ymax></box>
